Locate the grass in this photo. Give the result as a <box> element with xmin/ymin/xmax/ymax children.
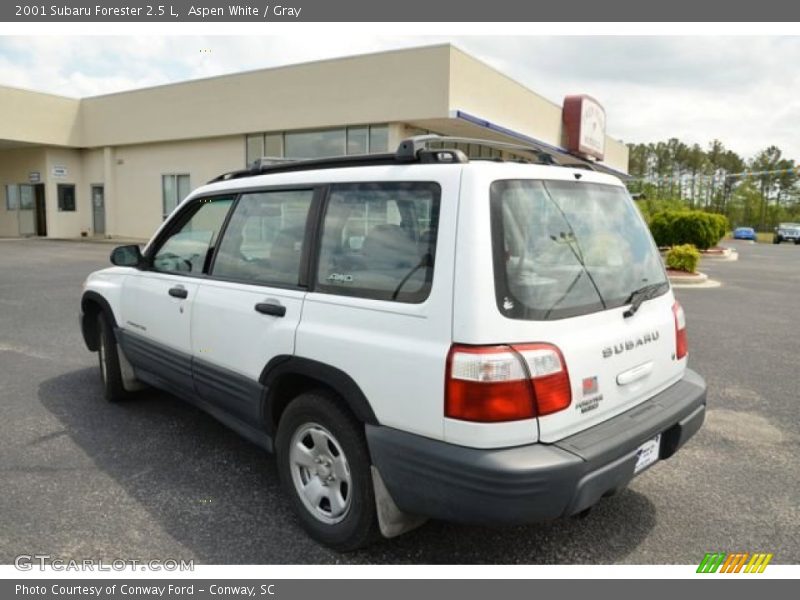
<box><xmin>725</xmin><ymin>232</ymin><xmax>773</xmax><ymax>244</ymax></box>
<box><xmin>756</xmin><ymin>232</ymin><xmax>775</xmax><ymax>244</ymax></box>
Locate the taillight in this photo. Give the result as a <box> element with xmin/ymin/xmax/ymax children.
<box><xmin>445</xmin><ymin>343</ymin><xmax>571</xmax><ymax>422</ymax></box>
<box><xmin>673</xmin><ymin>301</ymin><xmax>688</xmax><ymax>360</ymax></box>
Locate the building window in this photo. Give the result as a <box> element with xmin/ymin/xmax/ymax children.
<box><xmin>5</xmin><ymin>185</ymin><xmax>19</xmax><ymax>210</ymax></box>
<box><xmin>347</xmin><ymin>126</ymin><xmax>369</xmax><ymax>155</ymax></box>
<box><xmin>162</xmin><ymin>174</ymin><xmax>191</xmax><ymax>219</ymax></box>
<box><xmin>244</xmin><ymin>124</ymin><xmax>390</xmax><ymax>166</ymax></box>
<box><xmin>368</xmin><ymin>125</ymin><xmax>388</xmax><ymax>154</ymax></box>
<box><xmin>265</xmin><ymin>133</ymin><xmax>282</xmax><ymax>157</ymax></box>
<box><xmin>285</xmin><ymin>128</ymin><xmax>347</xmax><ymax>159</ymax></box>
<box><xmin>245</xmin><ymin>134</ymin><xmax>264</xmax><ymax>166</ymax></box>
<box><xmin>57</xmin><ymin>184</ymin><xmax>76</xmax><ymax>212</ymax></box>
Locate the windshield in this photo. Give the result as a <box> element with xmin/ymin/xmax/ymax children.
<box><xmin>490</xmin><ymin>179</ymin><xmax>667</xmax><ymax>321</ymax></box>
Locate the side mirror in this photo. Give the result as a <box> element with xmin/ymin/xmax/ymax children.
<box><xmin>110</xmin><ymin>245</ymin><xmax>143</xmax><ymax>267</ymax></box>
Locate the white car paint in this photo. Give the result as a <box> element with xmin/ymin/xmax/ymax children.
<box><xmin>84</xmin><ymin>160</ymin><xmax>685</xmax><ymax>450</ymax></box>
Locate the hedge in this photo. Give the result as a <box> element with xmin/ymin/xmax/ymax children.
<box><xmin>648</xmin><ymin>210</ymin><xmax>728</xmax><ymax>250</ymax></box>
<box><xmin>665</xmin><ymin>244</ymin><xmax>701</xmax><ymax>274</ymax></box>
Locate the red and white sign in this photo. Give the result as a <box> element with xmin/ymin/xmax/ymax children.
<box><xmin>563</xmin><ymin>95</ymin><xmax>606</xmax><ymax>160</ymax></box>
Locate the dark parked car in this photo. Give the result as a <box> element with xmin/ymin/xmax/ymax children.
<box><xmin>773</xmin><ymin>223</ymin><xmax>800</xmax><ymax>244</ymax></box>
<box><xmin>733</xmin><ymin>227</ymin><xmax>757</xmax><ymax>241</ymax></box>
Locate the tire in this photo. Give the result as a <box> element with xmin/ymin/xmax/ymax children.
<box><xmin>276</xmin><ymin>391</ymin><xmax>379</xmax><ymax>551</ymax></box>
<box><xmin>774</xmin><ymin>237</ymin><xmax>781</xmax><ymax>244</ymax></box>
<box><xmin>97</xmin><ymin>311</ymin><xmax>130</xmax><ymax>402</ymax></box>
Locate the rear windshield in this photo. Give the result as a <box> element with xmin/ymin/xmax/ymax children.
<box><xmin>490</xmin><ymin>179</ymin><xmax>667</xmax><ymax>321</ymax></box>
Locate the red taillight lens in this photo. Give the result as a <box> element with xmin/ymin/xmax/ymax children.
<box><xmin>673</xmin><ymin>301</ymin><xmax>688</xmax><ymax>359</ymax></box>
<box><xmin>445</xmin><ymin>343</ymin><xmax>571</xmax><ymax>422</ymax></box>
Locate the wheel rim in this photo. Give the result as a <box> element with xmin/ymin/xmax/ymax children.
<box><xmin>288</xmin><ymin>422</ymin><xmax>352</xmax><ymax>525</ymax></box>
<box><xmin>98</xmin><ymin>332</ymin><xmax>107</xmax><ymax>384</ymax></box>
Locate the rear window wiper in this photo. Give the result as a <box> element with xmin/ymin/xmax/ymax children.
<box><xmin>622</xmin><ymin>281</ymin><xmax>668</xmax><ymax>318</ymax></box>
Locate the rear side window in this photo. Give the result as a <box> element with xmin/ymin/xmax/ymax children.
<box><xmin>316</xmin><ymin>182</ymin><xmax>440</xmax><ymax>303</ymax></box>
<box><xmin>212</xmin><ymin>189</ymin><xmax>315</xmax><ymax>287</ymax></box>
<box><xmin>491</xmin><ymin>180</ymin><xmax>667</xmax><ymax>320</ymax></box>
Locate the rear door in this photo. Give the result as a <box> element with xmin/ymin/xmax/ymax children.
<box><xmin>455</xmin><ymin>171</ymin><xmax>684</xmax><ymax>443</ymax></box>
<box><xmin>189</xmin><ymin>188</ymin><xmax>316</xmax><ymax>423</ymax></box>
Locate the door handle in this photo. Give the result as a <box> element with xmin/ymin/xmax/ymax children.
<box><xmin>168</xmin><ymin>286</ymin><xmax>188</xmax><ymax>299</ymax></box>
<box><xmin>255</xmin><ymin>302</ymin><xmax>286</xmax><ymax>317</ymax></box>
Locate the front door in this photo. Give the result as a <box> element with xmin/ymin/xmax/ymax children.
<box><xmin>91</xmin><ymin>185</ymin><xmax>105</xmax><ymax>235</ymax></box>
<box><xmin>118</xmin><ymin>195</ymin><xmax>234</xmax><ymax>395</ymax></box>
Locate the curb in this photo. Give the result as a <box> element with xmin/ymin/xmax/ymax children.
<box><xmin>669</xmin><ymin>271</ymin><xmax>721</xmax><ymax>289</ymax></box>
<box><xmin>701</xmin><ymin>248</ymin><xmax>738</xmax><ymax>261</ymax></box>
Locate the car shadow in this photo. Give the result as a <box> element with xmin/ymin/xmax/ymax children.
<box><xmin>40</xmin><ymin>368</ymin><xmax>657</xmax><ymax>564</ymax></box>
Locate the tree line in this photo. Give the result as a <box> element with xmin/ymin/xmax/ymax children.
<box><xmin>626</xmin><ymin>138</ymin><xmax>800</xmax><ymax>230</ymax></box>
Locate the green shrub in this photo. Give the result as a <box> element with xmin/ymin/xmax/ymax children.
<box><xmin>648</xmin><ymin>210</ymin><xmax>726</xmax><ymax>250</ymax></box>
<box><xmin>665</xmin><ymin>244</ymin><xmax>701</xmax><ymax>273</ymax></box>
<box><xmin>649</xmin><ymin>211</ymin><xmax>680</xmax><ymax>247</ymax></box>
<box><xmin>708</xmin><ymin>213</ymin><xmax>729</xmax><ymax>243</ymax></box>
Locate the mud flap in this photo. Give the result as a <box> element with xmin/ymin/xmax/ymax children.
<box><xmin>371</xmin><ymin>466</ymin><xmax>427</xmax><ymax>538</ymax></box>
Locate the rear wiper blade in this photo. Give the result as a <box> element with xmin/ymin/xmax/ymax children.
<box><xmin>623</xmin><ymin>282</ymin><xmax>667</xmax><ymax>318</ymax></box>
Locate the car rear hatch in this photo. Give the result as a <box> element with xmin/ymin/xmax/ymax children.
<box><xmin>452</xmin><ymin>174</ymin><xmax>686</xmax><ymax>444</ymax></box>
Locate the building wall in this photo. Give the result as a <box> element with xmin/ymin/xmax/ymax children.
<box><xmin>602</xmin><ymin>139</ymin><xmax>630</xmax><ymax>174</ymax></box>
<box><xmin>447</xmin><ymin>47</ymin><xmax>629</xmax><ymax>173</ymax></box>
<box><xmin>0</xmin><ymin>45</ymin><xmax>631</xmax><ymax>239</ymax></box>
<box><xmin>0</xmin><ymin>88</ymin><xmax>81</xmax><ymax>147</ymax></box>
<box><xmin>43</xmin><ymin>147</ymin><xmax>86</xmax><ymax>238</ymax></box>
<box><xmin>79</xmin><ymin>46</ymin><xmax>453</xmax><ymax>148</ymax></box>
<box><xmin>110</xmin><ymin>135</ymin><xmax>244</xmax><ymax>239</ymax></box>
<box><xmin>448</xmin><ymin>48</ymin><xmax>564</xmax><ymax>151</ymax></box>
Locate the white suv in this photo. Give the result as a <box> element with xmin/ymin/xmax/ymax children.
<box><xmin>80</xmin><ymin>136</ymin><xmax>706</xmax><ymax>550</ymax></box>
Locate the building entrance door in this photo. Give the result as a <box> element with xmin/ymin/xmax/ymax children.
<box><xmin>34</xmin><ymin>184</ymin><xmax>47</xmax><ymax>236</ymax></box>
<box><xmin>92</xmin><ymin>185</ymin><xmax>105</xmax><ymax>235</ymax></box>
<box><xmin>18</xmin><ymin>184</ymin><xmax>35</xmax><ymax>236</ymax></box>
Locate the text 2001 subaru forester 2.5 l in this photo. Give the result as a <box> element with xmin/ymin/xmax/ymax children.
<box><xmin>80</xmin><ymin>136</ymin><xmax>707</xmax><ymax>550</ymax></box>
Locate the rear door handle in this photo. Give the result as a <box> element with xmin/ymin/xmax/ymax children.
<box><xmin>255</xmin><ymin>302</ymin><xmax>286</xmax><ymax>317</ymax></box>
<box><xmin>168</xmin><ymin>286</ymin><xmax>188</xmax><ymax>299</ymax></box>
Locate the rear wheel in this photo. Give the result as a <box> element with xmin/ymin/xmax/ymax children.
<box><xmin>97</xmin><ymin>312</ymin><xmax>130</xmax><ymax>402</ymax></box>
<box><xmin>276</xmin><ymin>391</ymin><xmax>379</xmax><ymax>551</ymax></box>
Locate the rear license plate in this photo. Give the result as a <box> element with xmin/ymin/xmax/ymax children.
<box><xmin>634</xmin><ymin>434</ymin><xmax>661</xmax><ymax>475</ymax></box>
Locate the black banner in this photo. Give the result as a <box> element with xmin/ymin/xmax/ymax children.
<box><xmin>3</xmin><ymin>579</ymin><xmax>797</xmax><ymax>600</ymax></box>
<box><xmin>2</xmin><ymin>0</ymin><xmax>799</xmax><ymax>22</ymax></box>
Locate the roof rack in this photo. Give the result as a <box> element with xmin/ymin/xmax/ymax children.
<box><xmin>208</xmin><ymin>134</ymin><xmax>561</xmax><ymax>183</ymax></box>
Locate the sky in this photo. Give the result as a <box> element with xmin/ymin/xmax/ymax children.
<box><xmin>1</xmin><ymin>35</ymin><xmax>799</xmax><ymax>161</ymax></box>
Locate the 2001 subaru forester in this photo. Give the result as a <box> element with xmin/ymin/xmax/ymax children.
<box><xmin>80</xmin><ymin>136</ymin><xmax>707</xmax><ymax>550</ymax></box>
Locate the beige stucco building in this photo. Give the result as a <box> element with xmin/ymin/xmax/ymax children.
<box><xmin>0</xmin><ymin>44</ymin><xmax>629</xmax><ymax>240</ymax></box>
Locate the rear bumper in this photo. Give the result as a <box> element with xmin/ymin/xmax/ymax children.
<box><xmin>367</xmin><ymin>369</ymin><xmax>706</xmax><ymax>525</ymax></box>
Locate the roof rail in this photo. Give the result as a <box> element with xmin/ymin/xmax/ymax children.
<box><xmin>208</xmin><ymin>134</ymin><xmax>561</xmax><ymax>183</ymax></box>
<box><xmin>399</xmin><ymin>135</ymin><xmax>557</xmax><ymax>165</ymax></box>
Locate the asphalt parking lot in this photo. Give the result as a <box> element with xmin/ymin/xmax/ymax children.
<box><xmin>0</xmin><ymin>238</ymin><xmax>798</xmax><ymax>564</ymax></box>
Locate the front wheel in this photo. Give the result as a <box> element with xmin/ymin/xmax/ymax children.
<box><xmin>275</xmin><ymin>391</ymin><xmax>379</xmax><ymax>551</ymax></box>
<box><xmin>774</xmin><ymin>238</ymin><xmax>781</xmax><ymax>244</ymax></box>
<box><xmin>97</xmin><ymin>312</ymin><xmax>131</xmax><ymax>402</ymax></box>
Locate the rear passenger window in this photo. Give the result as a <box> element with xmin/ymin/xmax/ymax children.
<box><xmin>212</xmin><ymin>189</ymin><xmax>314</xmax><ymax>286</ymax></box>
<box><xmin>316</xmin><ymin>182</ymin><xmax>440</xmax><ymax>303</ymax></box>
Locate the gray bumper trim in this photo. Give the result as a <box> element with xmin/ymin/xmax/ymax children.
<box><xmin>366</xmin><ymin>369</ymin><xmax>706</xmax><ymax>525</ymax></box>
